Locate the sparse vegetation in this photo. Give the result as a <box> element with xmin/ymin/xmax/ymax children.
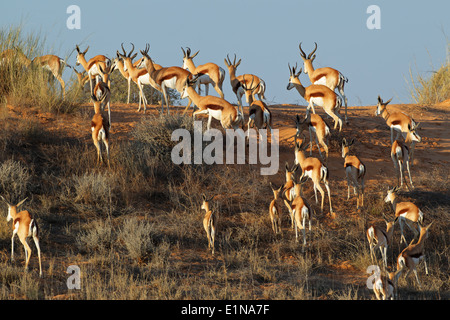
<box><xmin>408</xmin><ymin>42</ymin><xmax>450</xmax><ymax>104</ymax></box>
<box><xmin>0</xmin><ymin>25</ymin><xmax>448</xmax><ymax>301</ymax></box>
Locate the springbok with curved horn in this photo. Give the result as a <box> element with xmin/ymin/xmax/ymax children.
<box><xmin>201</xmin><ymin>194</ymin><xmax>217</xmax><ymax>255</ymax></box>
<box><xmin>113</xmin><ymin>46</ymin><xmax>155</xmax><ymax>105</ymax></box>
<box><xmin>224</xmin><ymin>54</ymin><xmax>266</xmax><ymax>114</ymax></box>
<box><xmin>376</xmin><ymin>96</ymin><xmax>421</xmax><ymax>164</ymax></box>
<box><xmin>269</xmin><ymin>182</ymin><xmax>284</xmax><ymax>235</ymax></box>
<box><xmin>295</xmin><ymin>138</ymin><xmax>334</xmax><ymax>217</ymax></box>
<box><xmin>299</xmin><ymin>42</ymin><xmax>349</xmax><ymax>123</ymax></box>
<box><xmin>341</xmin><ymin>138</ymin><xmax>366</xmax><ymax>210</ymax></box>
<box><xmin>384</xmin><ymin>186</ymin><xmax>424</xmax><ymax>244</ymax></box>
<box><xmin>182</xmin><ymin>47</ymin><xmax>225</xmax><ymax>99</ymax></box>
<box><xmin>241</xmin><ymin>75</ymin><xmax>272</xmax><ymax>137</ymax></box>
<box><xmin>397</xmin><ymin>222</ymin><xmax>433</xmax><ymax>288</ymax></box>
<box><xmin>75</xmin><ymin>45</ymin><xmax>112</xmax><ymax>94</ymax></box>
<box><xmin>118</xmin><ymin>43</ymin><xmax>163</xmax><ymax>114</ymax></box>
<box><xmin>0</xmin><ymin>196</ymin><xmax>42</xmax><ymax>277</ymax></box>
<box><xmin>287</xmin><ymin>63</ymin><xmax>343</xmax><ymax>132</ymax></box>
<box><xmin>140</xmin><ymin>44</ymin><xmax>195</xmax><ymax>114</ymax></box>
<box><xmin>295</xmin><ymin>113</ymin><xmax>330</xmax><ymax>161</ymax></box>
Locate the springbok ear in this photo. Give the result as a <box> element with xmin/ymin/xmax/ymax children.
<box><xmin>342</xmin><ymin>138</ymin><xmax>347</xmax><ymax>146</ymax></box>
<box><xmin>0</xmin><ymin>195</ymin><xmax>7</xmax><ymax>203</ymax></box>
<box><xmin>202</xmin><ymin>194</ymin><xmax>206</xmax><ymax>201</ymax></box>
<box><xmin>191</xmin><ymin>50</ymin><xmax>200</xmax><ymax>59</ymax></box>
<box><xmin>377</xmin><ymin>95</ymin><xmax>382</xmax><ymax>103</ymax></box>
<box><xmin>349</xmin><ymin>138</ymin><xmax>355</xmax><ymax>146</ymax></box>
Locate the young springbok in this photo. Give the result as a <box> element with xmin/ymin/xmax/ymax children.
<box><xmin>91</xmin><ymin>89</ymin><xmax>111</xmax><ymax>168</ymax></box>
<box><xmin>201</xmin><ymin>194</ymin><xmax>217</xmax><ymax>255</ymax></box>
<box><xmin>366</xmin><ymin>217</ymin><xmax>395</xmax><ymax>269</ymax></box>
<box><xmin>0</xmin><ymin>196</ymin><xmax>42</xmax><ymax>277</ymax></box>
<box><xmin>269</xmin><ymin>182</ymin><xmax>284</xmax><ymax>235</ymax></box>
<box><xmin>295</xmin><ymin>139</ymin><xmax>334</xmax><ymax>217</ymax></box>
<box><xmin>341</xmin><ymin>138</ymin><xmax>366</xmax><ymax>210</ymax></box>
<box><xmin>287</xmin><ymin>63</ymin><xmax>343</xmax><ymax>132</ymax></box>
<box><xmin>397</xmin><ymin>222</ymin><xmax>433</xmax><ymax>288</ymax></box>
<box><xmin>372</xmin><ymin>267</ymin><xmax>404</xmax><ymax>300</ymax></box>
<box><xmin>384</xmin><ymin>186</ymin><xmax>424</xmax><ymax>244</ymax></box>
<box><xmin>295</xmin><ymin>113</ymin><xmax>330</xmax><ymax>162</ymax></box>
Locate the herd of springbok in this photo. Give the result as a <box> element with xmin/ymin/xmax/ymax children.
<box><xmin>0</xmin><ymin>41</ymin><xmax>433</xmax><ymax>300</ymax></box>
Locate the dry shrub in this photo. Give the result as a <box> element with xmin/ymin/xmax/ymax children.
<box><xmin>0</xmin><ymin>159</ymin><xmax>31</xmax><ymax>202</ymax></box>
<box><xmin>119</xmin><ymin>217</ymin><xmax>156</xmax><ymax>262</ymax></box>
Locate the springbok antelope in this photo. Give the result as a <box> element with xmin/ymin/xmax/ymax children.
<box><xmin>282</xmin><ymin>162</ymin><xmax>299</xmax><ymax>229</ymax></box>
<box><xmin>224</xmin><ymin>54</ymin><xmax>266</xmax><ymax>114</ymax></box>
<box><xmin>384</xmin><ymin>186</ymin><xmax>424</xmax><ymax>244</ymax></box>
<box><xmin>295</xmin><ymin>138</ymin><xmax>334</xmax><ymax>217</ymax></box>
<box><xmin>299</xmin><ymin>42</ymin><xmax>348</xmax><ymax>123</ymax></box>
<box><xmin>118</xmin><ymin>43</ymin><xmax>162</xmax><ymax>114</ymax></box>
<box><xmin>201</xmin><ymin>194</ymin><xmax>217</xmax><ymax>255</ymax></box>
<box><xmin>284</xmin><ymin>177</ymin><xmax>313</xmax><ymax>251</ymax></box>
<box><xmin>287</xmin><ymin>63</ymin><xmax>343</xmax><ymax>132</ymax></box>
<box><xmin>181</xmin><ymin>47</ymin><xmax>225</xmax><ymax>99</ymax></box>
<box><xmin>93</xmin><ymin>73</ymin><xmax>111</xmax><ymax>129</ymax></box>
<box><xmin>75</xmin><ymin>45</ymin><xmax>112</xmax><ymax>94</ymax></box>
<box><xmin>269</xmin><ymin>182</ymin><xmax>284</xmax><ymax>235</ymax></box>
<box><xmin>0</xmin><ymin>196</ymin><xmax>42</xmax><ymax>277</ymax></box>
<box><xmin>391</xmin><ymin>137</ymin><xmax>414</xmax><ymax>189</ymax></box>
<box><xmin>74</xmin><ymin>68</ymin><xmax>89</xmax><ymax>91</ymax></box>
<box><xmin>140</xmin><ymin>44</ymin><xmax>195</xmax><ymax>115</ymax></box>
<box><xmin>113</xmin><ymin>47</ymin><xmax>153</xmax><ymax>105</ymax></box>
<box><xmin>91</xmin><ymin>89</ymin><xmax>110</xmax><ymax>168</ymax></box>
<box><xmin>372</xmin><ymin>267</ymin><xmax>404</xmax><ymax>300</ymax></box>
<box><xmin>181</xmin><ymin>75</ymin><xmax>244</xmax><ymax>134</ymax></box>
<box><xmin>295</xmin><ymin>113</ymin><xmax>330</xmax><ymax>161</ymax></box>
<box><xmin>366</xmin><ymin>217</ymin><xmax>395</xmax><ymax>268</ymax></box>
<box><xmin>31</xmin><ymin>54</ymin><xmax>72</xmax><ymax>99</ymax></box>
<box><xmin>397</xmin><ymin>222</ymin><xmax>433</xmax><ymax>288</ymax></box>
<box><xmin>341</xmin><ymin>138</ymin><xmax>366</xmax><ymax>210</ymax></box>
<box><xmin>241</xmin><ymin>75</ymin><xmax>272</xmax><ymax>137</ymax></box>
<box><xmin>375</xmin><ymin>96</ymin><xmax>421</xmax><ymax>163</ymax></box>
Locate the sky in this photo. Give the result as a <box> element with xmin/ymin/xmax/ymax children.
<box><xmin>1</xmin><ymin>0</ymin><xmax>449</xmax><ymax>106</ymax></box>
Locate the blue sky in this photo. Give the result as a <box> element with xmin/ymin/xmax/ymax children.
<box><xmin>1</xmin><ymin>0</ymin><xmax>449</xmax><ymax>106</ymax></box>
